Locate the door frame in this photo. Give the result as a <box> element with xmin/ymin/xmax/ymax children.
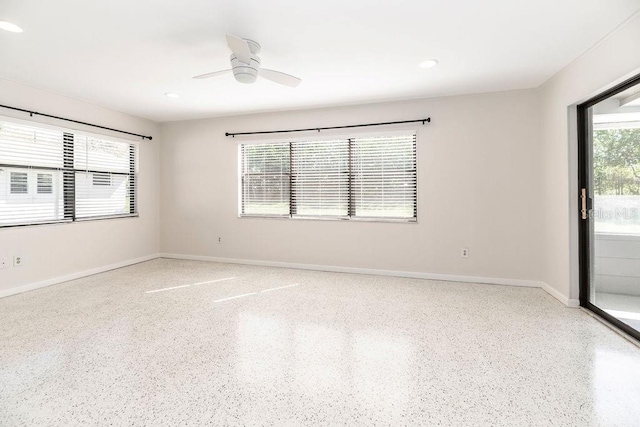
<box><xmin>577</xmin><ymin>72</ymin><xmax>640</xmax><ymax>342</ymax></box>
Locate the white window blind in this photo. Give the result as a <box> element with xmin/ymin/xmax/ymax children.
<box><xmin>74</xmin><ymin>134</ymin><xmax>137</xmax><ymax>219</ymax></box>
<box><xmin>0</xmin><ymin>118</ymin><xmax>138</xmax><ymax>227</ymax></box>
<box><xmin>291</xmin><ymin>140</ymin><xmax>349</xmax><ymax>218</ymax></box>
<box><xmin>0</xmin><ymin>121</ymin><xmax>65</xmax><ymax>225</ymax></box>
<box><xmin>352</xmin><ymin>134</ymin><xmax>417</xmax><ymax>220</ymax></box>
<box><xmin>239</xmin><ymin>133</ymin><xmax>417</xmax><ymax>222</ymax></box>
<box><xmin>0</xmin><ymin>121</ymin><xmax>64</xmax><ymax>169</ymax></box>
<box><xmin>241</xmin><ymin>143</ymin><xmax>290</xmax><ymax>216</ymax></box>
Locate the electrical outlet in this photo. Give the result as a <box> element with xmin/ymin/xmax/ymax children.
<box><xmin>217</xmin><ymin>237</ymin><xmax>222</xmax><ymax>244</ymax></box>
<box><xmin>0</xmin><ymin>257</ymin><xmax>7</xmax><ymax>269</ymax></box>
<box><xmin>13</xmin><ymin>255</ymin><xmax>24</xmax><ymax>267</ymax></box>
<box><xmin>461</xmin><ymin>248</ymin><xmax>469</xmax><ymax>258</ymax></box>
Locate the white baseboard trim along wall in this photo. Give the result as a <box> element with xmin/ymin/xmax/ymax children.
<box><xmin>159</xmin><ymin>253</ymin><xmax>581</xmax><ymax>307</ymax></box>
<box><xmin>0</xmin><ymin>252</ymin><xmax>581</xmax><ymax>308</ymax></box>
<box><xmin>541</xmin><ymin>283</ymin><xmax>581</xmax><ymax>307</ymax></box>
<box><xmin>0</xmin><ymin>254</ymin><xmax>160</xmax><ymax>299</ymax></box>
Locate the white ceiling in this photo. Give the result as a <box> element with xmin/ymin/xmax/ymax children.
<box><xmin>1</xmin><ymin>0</ymin><xmax>639</xmax><ymax>122</ymax></box>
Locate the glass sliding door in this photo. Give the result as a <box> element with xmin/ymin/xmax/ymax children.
<box><xmin>579</xmin><ymin>73</ymin><xmax>640</xmax><ymax>341</ymax></box>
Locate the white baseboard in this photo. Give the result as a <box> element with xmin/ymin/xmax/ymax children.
<box><xmin>159</xmin><ymin>252</ymin><xmax>544</xmax><ymax>287</ymax></box>
<box><xmin>541</xmin><ymin>282</ymin><xmax>580</xmax><ymax>307</ymax></box>
<box><xmin>159</xmin><ymin>252</ymin><xmax>577</xmax><ymax>307</ymax></box>
<box><xmin>0</xmin><ymin>254</ymin><xmax>161</xmax><ymax>299</ymax></box>
<box><xmin>1</xmin><ymin>251</ymin><xmax>579</xmax><ymax>309</ymax></box>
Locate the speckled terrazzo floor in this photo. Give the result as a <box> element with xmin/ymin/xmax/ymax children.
<box><xmin>1</xmin><ymin>259</ymin><xmax>640</xmax><ymax>426</ymax></box>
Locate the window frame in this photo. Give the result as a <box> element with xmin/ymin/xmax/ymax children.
<box><xmin>238</xmin><ymin>130</ymin><xmax>419</xmax><ymax>223</ymax></box>
<box><xmin>0</xmin><ymin>116</ymin><xmax>140</xmax><ymax>228</ymax></box>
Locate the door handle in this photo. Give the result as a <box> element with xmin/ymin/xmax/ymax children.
<box><xmin>581</xmin><ymin>188</ymin><xmax>588</xmax><ymax>220</ymax></box>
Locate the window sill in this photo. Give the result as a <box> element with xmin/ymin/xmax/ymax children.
<box><xmin>75</xmin><ymin>213</ymin><xmax>139</xmax><ymax>222</ymax></box>
<box><xmin>238</xmin><ymin>214</ymin><xmax>417</xmax><ymax>224</ymax></box>
<box><xmin>0</xmin><ymin>214</ymin><xmax>139</xmax><ymax>229</ymax></box>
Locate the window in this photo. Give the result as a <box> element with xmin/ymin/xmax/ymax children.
<box><xmin>352</xmin><ymin>135</ymin><xmax>417</xmax><ymax>219</ymax></box>
<box><xmin>0</xmin><ymin>118</ymin><xmax>138</xmax><ymax>227</ymax></box>
<box><xmin>92</xmin><ymin>172</ymin><xmax>111</xmax><ymax>186</ymax></box>
<box><xmin>241</xmin><ymin>143</ymin><xmax>290</xmax><ymax>216</ymax></box>
<box><xmin>37</xmin><ymin>173</ymin><xmax>53</xmax><ymax>194</ymax></box>
<box><xmin>10</xmin><ymin>172</ymin><xmax>28</xmax><ymax>194</ymax></box>
<box><xmin>239</xmin><ymin>133</ymin><xmax>417</xmax><ymax>221</ymax></box>
<box><xmin>291</xmin><ymin>140</ymin><xmax>349</xmax><ymax>217</ymax></box>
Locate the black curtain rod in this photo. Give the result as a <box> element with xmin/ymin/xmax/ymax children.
<box><xmin>225</xmin><ymin>118</ymin><xmax>430</xmax><ymax>137</ymax></box>
<box><xmin>0</xmin><ymin>104</ymin><xmax>153</xmax><ymax>141</ymax></box>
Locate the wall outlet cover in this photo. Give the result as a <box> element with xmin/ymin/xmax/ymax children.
<box><xmin>13</xmin><ymin>256</ymin><xmax>24</xmax><ymax>267</ymax></box>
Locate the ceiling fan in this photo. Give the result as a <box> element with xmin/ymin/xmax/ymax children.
<box><xmin>193</xmin><ymin>34</ymin><xmax>301</xmax><ymax>87</ymax></box>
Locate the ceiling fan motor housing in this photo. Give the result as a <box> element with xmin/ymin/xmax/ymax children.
<box><xmin>230</xmin><ymin>54</ymin><xmax>260</xmax><ymax>84</ymax></box>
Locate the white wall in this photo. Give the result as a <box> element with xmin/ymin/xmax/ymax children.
<box><xmin>539</xmin><ymin>13</ymin><xmax>640</xmax><ymax>301</ymax></box>
<box><xmin>160</xmin><ymin>90</ymin><xmax>544</xmax><ymax>283</ymax></box>
<box><xmin>0</xmin><ymin>79</ymin><xmax>161</xmax><ymax>294</ymax></box>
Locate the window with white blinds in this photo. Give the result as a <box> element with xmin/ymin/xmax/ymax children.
<box><xmin>291</xmin><ymin>140</ymin><xmax>349</xmax><ymax>218</ymax></box>
<box><xmin>352</xmin><ymin>134</ymin><xmax>417</xmax><ymax>219</ymax></box>
<box><xmin>0</xmin><ymin>118</ymin><xmax>138</xmax><ymax>227</ymax></box>
<box><xmin>239</xmin><ymin>133</ymin><xmax>417</xmax><ymax>222</ymax></box>
<box><xmin>241</xmin><ymin>143</ymin><xmax>290</xmax><ymax>216</ymax></box>
<box><xmin>73</xmin><ymin>134</ymin><xmax>137</xmax><ymax>219</ymax></box>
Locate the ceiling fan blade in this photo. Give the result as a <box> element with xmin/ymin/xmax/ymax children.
<box><xmin>258</xmin><ymin>69</ymin><xmax>301</xmax><ymax>87</ymax></box>
<box><xmin>226</xmin><ymin>34</ymin><xmax>252</xmax><ymax>65</ymax></box>
<box><xmin>193</xmin><ymin>69</ymin><xmax>232</xmax><ymax>79</ymax></box>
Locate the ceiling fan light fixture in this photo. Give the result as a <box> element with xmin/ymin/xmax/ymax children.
<box><xmin>192</xmin><ymin>34</ymin><xmax>301</xmax><ymax>87</ymax></box>
<box><xmin>234</xmin><ymin>72</ymin><xmax>258</xmax><ymax>84</ymax></box>
<box><xmin>419</xmin><ymin>59</ymin><xmax>439</xmax><ymax>69</ymax></box>
<box><xmin>0</xmin><ymin>20</ymin><xmax>23</xmax><ymax>33</ymax></box>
